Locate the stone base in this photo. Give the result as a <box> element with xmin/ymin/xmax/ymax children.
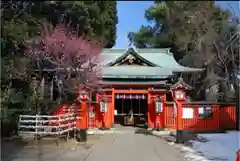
<box><xmin>99</xmin><ymin>127</ymin><xmax>110</xmax><ymax>130</ymax></box>
<box><xmin>152</xmin><ymin>128</ymin><xmax>167</xmax><ymax>131</ymax></box>
<box><xmin>76</xmin><ymin>129</ymin><xmax>87</xmax><ymax>142</ymax></box>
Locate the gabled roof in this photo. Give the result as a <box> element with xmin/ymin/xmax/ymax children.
<box><xmin>106</xmin><ymin>46</ymin><xmax>157</xmax><ymax>67</ymax></box>
<box><xmin>99</xmin><ymin>47</ymin><xmax>203</xmax><ymax>79</ymax></box>
<box><xmin>100</xmin><ymin>47</ymin><xmax>203</xmax><ymax>71</ymax></box>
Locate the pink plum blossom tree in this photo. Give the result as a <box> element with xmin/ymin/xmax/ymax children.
<box><xmin>26</xmin><ymin>23</ymin><xmax>103</xmax><ymax>102</ymax></box>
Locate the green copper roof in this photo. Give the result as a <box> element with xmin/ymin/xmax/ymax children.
<box><xmin>99</xmin><ymin>80</ymin><xmax>168</xmax><ymax>85</ymax></box>
<box><xmin>102</xmin><ymin>66</ymin><xmax>172</xmax><ymax>78</ymax></box>
<box><xmin>99</xmin><ymin>47</ymin><xmax>203</xmax><ymax>78</ymax></box>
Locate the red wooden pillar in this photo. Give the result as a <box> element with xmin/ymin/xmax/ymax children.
<box><xmin>176</xmin><ymin>101</ymin><xmax>183</xmax><ymax>131</ymax></box>
<box><xmin>81</xmin><ymin>100</ymin><xmax>87</xmax><ymax>129</ymax></box>
<box><xmin>111</xmin><ymin>88</ymin><xmax>115</xmax><ymax>127</ymax></box>
<box><xmin>75</xmin><ymin>101</ymin><xmax>88</xmax><ymax>129</ymax></box>
<box><xmin>163</xmin><ymin>94</ymin><xmax>166</xmax><ymax>128</ymax></box>
<box><xmin>148</xmin><ymin>88</ymin><xmax>154</xmax><ymax>128</ymax></box>
<box><xmin>76</xmin><ymin>86</ymin><xmax>89</xmax><ymax>129</ymax></box>
<box><xmin>157</xmin><ymin>94</ymin><xmax>166</xmax><ymax>129</ymax></box>
<box><xmin>96</xmin><ymin>93</ymin><xmax>101</xmax><ymax>128</ymax></box>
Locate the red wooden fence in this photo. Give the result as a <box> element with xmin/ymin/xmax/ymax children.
<box><xmin>165</xmin><ymin>102</ymin><xmax>236</xmax><ymax>131</ymax></box>
<box><xmin>52</xmin><ymin>101</ymin><xmax>236</xmax><ymax>131</ymax></box>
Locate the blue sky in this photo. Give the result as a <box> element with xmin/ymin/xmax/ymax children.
<box><xmin>114</xmin><ymin>1</ymin><xmax>240</xmax><ymax>48</ymax></box>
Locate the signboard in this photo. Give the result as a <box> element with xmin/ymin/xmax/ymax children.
<box><xmin>198</xmin><ymin>107</ymin><xmax>204</xmax><ymax>115</ymax></box>
<box><xmin>182</xmin><ymin>108</ymin><xmax>193</xmax><ymax>119</ymax></box>
<box><xmin>198</xmin><ymin>106</ymin><xmax>213</xmax><ymax>118</ymax></box>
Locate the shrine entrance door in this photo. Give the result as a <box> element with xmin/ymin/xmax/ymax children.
<box><xmin>114</xmin><ymin>93</ymin><xmax>148</xmax><ymax>127</ymax></box>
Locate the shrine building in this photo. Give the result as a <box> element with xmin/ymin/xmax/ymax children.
<box><xmin>89</xmin><ymin>46</ymin><xmax>203</xmax><ymax>129</ymax></box>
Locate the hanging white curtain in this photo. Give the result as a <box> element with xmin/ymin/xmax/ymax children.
<box><xmin>173</xmin><ymin>102</ymin><xmax>177</xmax><ymax>118</ymax></box>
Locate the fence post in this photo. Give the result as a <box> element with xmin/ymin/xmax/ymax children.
<box><xmin>56</xmin><ymin>115</ymin><xmax>60</xmax><ymax>146</ymax></box>
<box><xmin>18</xmin><ymin>115</ymin><xmax>22</xmax><ymax>136</ymax></box>
<box><xmin>67</xmin><ymin>114</ymin><xmax>70</xmax><ymax>141</ymax></box>
<box><xmin>35</xmin><ymin>114</ymin><xmax>38</xmax><ymax>140</ymax></box>
<box><xmin>35</xmin><ymin>114</ymin><xmax>37</xmax><ymax>136</ymax></box>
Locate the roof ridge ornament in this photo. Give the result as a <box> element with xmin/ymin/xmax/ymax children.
<box><xmin>107</xmin><ymin>45</ymin><xmax>157</xmax><ymax>67</ymax></box>
<box><xmin>127</xmin><ymin>43</ymin><xmax>138</xmax><ymax>54</ymax></box>
<box><xmin>179</xmin><ymin>77</ymin><xmax>184</xmax><ymax>83</ymax></box>
<box><xmin>130</xmin><ymin>44</ymin><xmax>137</xmax><ymax>51</ymax></box>
<box><xmin>128</xmin><ymin>40</ymin><xmax>132</xmax><ymax>47</ymax></box>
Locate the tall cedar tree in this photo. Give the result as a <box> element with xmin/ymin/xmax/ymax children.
<box><xmin>128</xmin><ymin>1</ymin><xmax>239</xmax><ymax>101</ymax></box>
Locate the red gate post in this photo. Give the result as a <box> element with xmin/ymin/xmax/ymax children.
<box><xmin>76</xmin><ymin>87</ymin><xmax>89</xmax><ymax>142</ymax></box>
<box><xmin>81</xmin><ymin>100</ymin><xmax>87</xmax><ymax>129</ymax></box>
<box><xmin>99</xmin><ymin>95</ymin><xmax>108</xmax><ymax>130</ymax></box>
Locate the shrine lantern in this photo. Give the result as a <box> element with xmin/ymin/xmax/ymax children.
<box><xmin>98</xmin><ymin>93</ymin><xmax>108</xmax><ymax>113</ymax></box>
<box><xmin>170</xmin><ymin>77</ymin><xmax>192</xmax><ymax>102</ymax></box>
<box><xmin>155</xmin><ymin>101</ymin><xmax>163</xmax><ymax>113</ymax></box>
<box><xmin>152</xmin><ymin>95</ymin><xmax>164</xmax><ymax>113</ymax></box>
<box><xmin>100</xmin><ymin>101</ymin><xmax>107</xmax><ymax>113</ymax></box>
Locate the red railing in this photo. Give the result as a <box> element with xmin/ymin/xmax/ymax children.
<box><xmin>165</xmin><ymin>102</ymin><xmax>236</xmax><ymax>131</ymax></box>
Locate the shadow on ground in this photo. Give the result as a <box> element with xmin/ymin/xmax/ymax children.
<box><xmin>134</xmin><ymin>128</ymin><xmax>152</xmax><ymax>135</ymax></box>
<box><xmin>1</xmin><ymin>135</ymin><xmax>101</xmax><ymax>161</ymax></box>
<box><xmin>134</xmin><ymin>128</ymin><xmax>207</xmax><ymax>147</ymax></box>
<box><xmin>1</xmin><ymin>137</ymin><xmax>29</xmax><ymax>161</ymax></box>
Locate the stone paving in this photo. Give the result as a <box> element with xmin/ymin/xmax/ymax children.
<box><xmin>85</xmin><ymin>127</ymin><xmax>186</xmax><ymax>161</ymax></box>
<box><xmin>1</xmin><ymin>127</ymin><xmax>186</xmax><ymax>161</ymax></box>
